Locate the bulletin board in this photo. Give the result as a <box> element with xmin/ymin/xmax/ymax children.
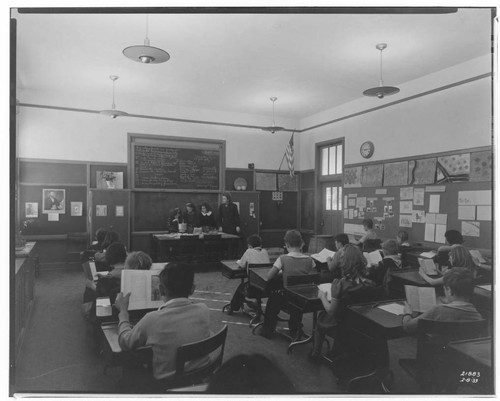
<box><xmin>342</xmin><ymin>147</ymin><xmax>493</xmax><ymax>249</ymax></box>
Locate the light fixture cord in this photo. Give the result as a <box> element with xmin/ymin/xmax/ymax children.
<box><xmin>144</xmin><ymin>14</ymin><xmax>150</xmax><ymax>46</ymax></box>
<box><xmin>272</xmin><ymin>100</ymin><xmax>276</xmax><ymax>126</ymax></box>
<box><xmin>112</xmin><ymin>79</ymin><xmax>116</xmax><ymax>110</ymax></box>
<box><xmin>379</xmin><ymin>48</ymin><xmax>384</xmax><ymax>87</ymax></box>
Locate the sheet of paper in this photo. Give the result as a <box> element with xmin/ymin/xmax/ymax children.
<box><xmin>400</xmin><ymin>200</ymin><xmax>413</xmax><ymax>214</ymax></box>
<box><xmin>426</xmin><ymin>213</ymin><xmax>436</xmax><ymax>224</ymax></box>
<box><xmin>96</xmin><ymin>297</ymin><xmax>111</xmax><ymax>307</ymax></box>
<box><xmin>458</xmin><ymin>190</ymin><xmax>492</xmax><ymax>206</ymax></box>
<box><xmin>348</xmin><ymin>198</ymin><xmax>356</xmax><ymax>207</ymax></box>
<box><xmin>458</xmin><ymin>205</ymin><xmax>476</xmax><ymax>220</ymax></box>
<box><xmin>435</xmin><ymin>224</ymin><xmax>447</xmax><ymax>243</ymax></box>
<box><xmin>477</xmin><ymin>284</ymin><xmax>491</xmax><ymax>291</ymax></box>
<box><xmin>424</xmin><ymin>223</ymin><xmax>435</xmax><ymax>242</ymax></box>
<box><xmin>363</xmin><ymin>250</ymin><xmax>383</xmax><ymax>266</ymax></box>
<box><xmin>405</xmin><ymin>285</ymin><xmax>436</xmax><ymax>313</ymax></box>
<box><xmin>317</xmin><ymin>283</ymin><xmax>331</xmax><ymax>301</ymax></box>
<box><xmin>399</xmin><ymin>214</ymin><xmax>412</xmax><ymax>228</ymax></box>
<box><xmin>461</xmin><ymin>221</ymin><xmax>480</xmax><ymax>237</ymax></box>
<box><xmin>356</xmin><ymin>197</ymin><xmax>367</xmax><ymax>209</ymax></box>
<box><xmin>375</xmin><ymin>188</ymin><xmax>387</xmax><ymax>195</ymax></box>
<box><xmin>418</xmin><ymin>258</ymin><xmax>438</xmax><ymax>275</ymax></box>
<box><xmin>436</xmin><ymin>214</ymin><xmax>447</xmax><ymax>225</ymax></box>
<box><xmin>348</xmin><ymin>209</ymin><xmax>354</xmax><ymax>219</ymax></box>
<box><xmin>400</xmin><ymin>187</ymin><xmax>414</xmax><ymax>200</ymax></box>
<box><xmin>412</xmin><ymin>210</ymin><xmax>426</xmax><ymax>223</ymax></box>
<box><xmin>420</xmin><ymin>250</ymin><xmax>437</xmax><ymax>259</ymax></box>
<box><xmin>311</xmin><ymin>248</ymin><xmax>336</xmax><ymax>264</ymax></box>
<box><xmin>476</xmin><ymin>205</ymin><xmax>491</xmax><ymax>221</ymax></box>
<box><xmin>48</xmin><ymin>212</ymin><xmax>59</xmax><ymax>221</ymax></box>
<box><xmin>429</xmin><ymin>194</ymin><xmax>440</xmax><ymax>213</ymax></box>
<box><xmin>413</xmin><ymin>188</ymin><xmax>425</xmax><ymax>206</ymax></box>
<box><xmin>469</xmin><ymin>250</ymin><xmax>486</xmax><ymax>264</ymax></box>
<box><xmin>122</xmin><ymin>270</ymin><xmax>163</xmax><ymax>310</ymax></box>
<box><xmin>425</xmin><ymin>186</ymin><xmax>446</xmax><ymax>193</ymax></box>
<box><xmin>377</xmin><ymin>302</ymin><xmax>405</xmax><ymax>315</ymax></box>
<box><xmin>344</xmin><ymin>209</ymin><xmax>349</xmax><ymax>218</ymax></box>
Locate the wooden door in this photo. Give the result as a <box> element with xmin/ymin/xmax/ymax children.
<box><xmin>320</xmin><ymin>183</ymin><xmax>343</xmax><ymax>236</ymax></box>
<box><xmin>89</xmin><ymin>189</ymin><xmax>130</xmax><ymax>250</ymax></box>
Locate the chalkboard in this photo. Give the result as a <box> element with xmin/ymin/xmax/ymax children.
<box><xmin>133</xmin><ymin>144</ymin><xmax>221</xmax><ymax>190</ymax></box>
<box><xmin>133</xmin><ymin>192</ymin><xmax>219</xmax><ymax>231</ymax></box>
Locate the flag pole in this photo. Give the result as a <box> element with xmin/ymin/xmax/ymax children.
<box><xmin>278</xmin><ymin>129</ymin><xmax>295</xmax><ymax>172</ymax></box>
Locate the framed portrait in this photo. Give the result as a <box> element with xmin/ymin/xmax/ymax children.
<box><xmin>71</xmin><ymin>202</ymin><xmax>83</xmax><ymax>217</ymax></box>
<box><xmin>96</xmin><ymin>205</ymin><xmax>107</xmax><ymax>217</ymax></box>
<box><xmin>42</xmin><ymin>189</ymin><xmax>66</xmax><ymax>214</ymax></box>
<box><xmin>25</xmin><ymin>202</ymin><xmax>38</xmax><ymax>218</ymax></box>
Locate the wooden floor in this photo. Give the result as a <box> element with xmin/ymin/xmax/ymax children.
<box><xmin>11</xmin><ymin>265</ymin><xmax>471</xmax><ymax>396</ymax></box>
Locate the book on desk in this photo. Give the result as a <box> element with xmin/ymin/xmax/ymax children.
<box><xmin>311</xmin><ymin>248</ymin><xmax>335</xmax><ymax>264</ymax></box>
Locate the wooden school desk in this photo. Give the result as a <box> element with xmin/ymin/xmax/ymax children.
<box><xmin>220</xmin><ymin>260</ymin><xmax>246</xmax><ymax>281</ymax></box>
<box><xmin>151</xmin><ymin>232</ymin><xmax>240</xmax><ymax>262</ymax></box>
<box><xmin>447</xmin><ymin>337</ymin><xmax>493</xmax><ymax>393</ymax></box>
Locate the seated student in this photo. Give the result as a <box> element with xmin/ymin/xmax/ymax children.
<box><xmin>199</xmin><ymin>202</ymin><xmax>217</xmax><ymax>231</ymax></box>
<box><xmin>402</xmin><ymin>267</ymin><xmax>482</xmax><ymax>333</ymax></box>
<box><xmin>366</xmin><ymin>239</ymin><xmax>402</xmax><ymax>293</ymax></box>
<box><xmin>227</xmin><ymin>235</ymin><xmax>270</xmax><ymax>314</ymax></box>
<box><xmin>114</xmin><ymin>262</ymin><xmax>211</xmax><ymax>393</ymax></box>
<box><xmin>108</xmin><ymin>250</ymin><xmax>153</xmax><ymax>279</ymax></box>
<box><xmin>206</xmin><ymin>353</ymin><xmax>296</xmax><ymax>394</ymax></box>
<box><xmin>89</xmin><ymin>228</ymin><xmax>108</xmax><ymax>251</ymax></box>
<box><xmin>167</xmin><ymin>207</ymin><xmax>183</xmax><ymax>233</ymax></box>
<box><xmin>310</xmin><ymin>244</ymin><xmax>376</xmax><ymax>362</ymax></box>
<box><xmin>94</xmin><ymin>231</ymin><xmax>121</xmax><ymax>263</ymax></box>
<box><xmin>434</xmin><ymin>229</ymin><xmax>464</xmax><ymax>267</ymax></box>
<box><xmin>396</xmin><ymin>230</ymin><xmax>411</xmax><ymax>267</ymax></box>
<box><xmin>326</xmin><ymin>233</ymin><xmax>350</xmax><ymax>280</ymax></box>
<box><xmin>420</xmin><ymin>245</ymin><xmax>477</xmax><ymax>287</ymax></box>
<box><xmin>353</xmin><ymin>219</ymin><xmax>377</xmax><ymax>247</ymax></box>
<box><xmin>183</xmin><ymin>202</ymin><xmax>200</xmax><ymax>233</ymax></box>
<box><xmin>259</xmin><ymin>230</ymin><xmax>315</xmax><ymax>339</ymax></box>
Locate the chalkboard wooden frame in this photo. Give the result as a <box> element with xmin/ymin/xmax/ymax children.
<box><xmin>129</xmin><ymin>133</ymin><xmax>225</xmax><ymax>192</ymax></box>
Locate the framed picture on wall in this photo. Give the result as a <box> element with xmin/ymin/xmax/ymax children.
<box><xmin>97</xmin><ymin>171</ymin><xmax>124</xmax><ymax>189</ymax></box>
<box><xmin>25</xmin><ymin>202</ymin><xmax>38</xmax><ymax>218</ymax></box>
<box><xmin>42</xmin><ymin>189</ymin><xmax>65</xmax><ymax>214</ymax></box>
<box><xmin>71</xmin><ymin>202</ymin><xmax>83</xmax><ymax>217</ymax></box>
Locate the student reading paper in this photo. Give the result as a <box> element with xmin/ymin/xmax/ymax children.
<box><xmin>402</xmin><ymin>268</ymin><xmax>482</xmax><ymax>334</ymax></box>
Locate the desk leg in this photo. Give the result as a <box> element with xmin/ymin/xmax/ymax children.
<box><xmin>285</xmin><ymin>311</ymin><xmax>317</xmax><ymax>354</ymax></box>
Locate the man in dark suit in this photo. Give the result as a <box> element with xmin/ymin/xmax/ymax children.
<box><xmin>44</xmin><ymin>191</ymin><xmax>62</xmax><ymax>210</ymax></box>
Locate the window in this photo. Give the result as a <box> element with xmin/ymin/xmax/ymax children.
<box><xmin>320</xmin><ymin>143</ymin><xmax>343</xmax><ymax>176</ymax></box>
<box><xmin>325</xmin><ymin>185</ymin><xmax>342</xmax><ymax>210</ymax></box>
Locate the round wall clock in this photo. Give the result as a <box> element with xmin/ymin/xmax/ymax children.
<box><xmin>360</xmin><ymin>141</ymin><xmax>375</xmax><ymax>159</ymax></box>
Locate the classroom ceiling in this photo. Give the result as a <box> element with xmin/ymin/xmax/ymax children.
<box><xmin>13</xmin><ymin>7</ymin><xmax>493</xmax><ymax>122</ymax></box>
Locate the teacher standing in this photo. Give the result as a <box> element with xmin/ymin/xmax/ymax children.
<box><xmin>218</xmin><ymin>192</ymin><xmax>240</xmax><ymax>235</ymax></box>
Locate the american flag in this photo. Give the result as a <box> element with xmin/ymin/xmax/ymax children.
<box><xmin>285</xmin><ymin>133</ymin><xmax>294</xmax><ymax>177</ymax></box>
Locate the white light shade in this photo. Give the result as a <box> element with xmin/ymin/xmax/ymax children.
<box><xmin>363</xmin><ymin>86</ymin><xmax>400</xmax><ymax>99</ymax></box>
<box><xmin>123</xmin><ymin>45</ymin><xmax>170</xmax><ymax>64</ymax></box>
<box><xmin>261</xmin><ymin>125</ymin><xmax>285</xmax><ymax>134</ymax></box>
<box><xmin>99</xmin><ymin>109</ymin><xmax>129</xmax><ymax>118</ymax></box>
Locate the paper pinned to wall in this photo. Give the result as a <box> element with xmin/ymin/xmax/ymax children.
<box><xmin>356</xmin><ymin>197</ymin><xmax>367</xmax><ymax>209</ymax></box>
<box><xmin>462</xmin><ymin>221</ymin><xmax>480</xmax><ymax>237</ymax></box>
<box><xmin>375</xmin><ymin>188</ymin><xmax>387</xmax><ymax>195</ymax></box>
<box><xmin>436</xmin><ymin>214</ymin><xmax>447</xmax><ymax>225</ymax></box>
<box><xmin>343</xmin><ymin>209</ymin><xmax>349</xmax><ymax>219</ymax></box>
<box><xmin>400</xmin><ymin>201</ymin><xmax>413</xmax><ymax>214</ymax></box>
<box><xmin>413</xmin><ymin>188</ymin><xmax>425</xmax><ymax>206</ymax></box>
<box><xmin>400</xmin><ymin>187</ymin><xmax>414</xmax><ymax>200</ymax></box>
<box><xmin>412</xmin><ymin>210</ymin><xmax>426</xmax><ymax>223</ymax></box>
<box><xmin>435</xmin><ymin>224</ymin><xmax>447</xmax><ymax>243</ymax></box>
<box><xmin>429</xmin><ymin>194</ymin><xmax>440</xmax><ymax>213</ymax></box>
<box><xmin>399</xmin><ymin>214</ymin><xmax>412</xmax><ymax>228</ymax></box>
<box><xmin>458</xmin><ymin>205</ymin><xmax>476</xmax><ymax>220</ymax></box>
<box><xmin>424</xmin><ymin>223</ymin><xmax>435</xmax><ymax>242</ymax></box>
<box><xmin>348</xmin><ymin>198</ymin><xmax>356</xmax><ymax>207</ymax></box>
<box><xmin>476</xmin><ymin>205</ymin><xmax>491</xmax><ymax>221</ymax></box>
<box><xmin>458</xmin><ymin>190</ymin><xmax>492</xmax><ymax>206</ymax></box>
<box><xmin>426</xmin><ymin>213</ymin><xmax>436</xmax><ymax>224</ymax></box>
<box><xmin>348</xmin><ymin>209</ymin><xmax>354</xmax><ymax>219</ymax></box>
<box><xmin>48</xmin><ymin>212</ymin><xmax>59</xmax><ymax>221</ymax></box>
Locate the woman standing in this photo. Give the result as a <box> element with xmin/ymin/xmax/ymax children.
<box><xmin>218</xmin><ymin>192</ymin><xmax>240</xmax><ymax>235</ymax></box>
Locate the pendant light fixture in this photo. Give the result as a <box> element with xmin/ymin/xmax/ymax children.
<box><xmin>261</xmin><ymin>97</ymin><xmax>285</xmax><ymax>134</ymax></box>
<box><xmin>123</xmin><ymin>15</ymin><xmax>170</xmax><ymax>64</ymax></box>
<box><xmin>100</xmin><ymin>75</ymin><xmax>128</xmax><ymax>118</ymax></box>
<box><xmin>363</xmin><ymin>43</ymin><xmax>400</xmax><ymax>99</ymax></box>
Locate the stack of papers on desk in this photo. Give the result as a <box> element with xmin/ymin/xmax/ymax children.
<box><xmin>311</xmin><ymin>248</ymin><xmax>335</xmax><ymax>264</ymax></box>
<box><xmin>96</xmin><ymin>297</ymin><xmax>112</xmax><ymax>316</ymax></box>
<box><xmin>469</xmin><ymin>249</ymin><xmax>487</xmax><ymax>264</ymax></box>
<box><xmin>419</xmin><ymin>250</ymin><xmax>437</xmax><ymax>259</ymax></box>
<box><xmin>317</xmin><ymin>283</ymin><xmax>331</xmax><ymax>301</ymax></box>
<box><xmin>364</xmin><ymin>250</ymin><xmax>383</xmax><ymax>266</ymax></box>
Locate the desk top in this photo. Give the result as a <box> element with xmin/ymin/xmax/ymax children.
<box><xmin>101</xmin><ymin>322</ymin><xmax>122</xmax><ymax>353</ymax></box>
<box><xmin>390</xmin><ymin>269</ymin><xmax>436</xmax><ymax>287</ymax></box>
<box><xmin>153</xmin><ymin>233</ymin><xmax>239</xmax><ymax>241</ymax></box>
<box><xmin>448</xmin><ymin>337</ymin><xmax>492</xmax><ymax>369</ymax></box>
<box><xmin>286</xmin><ymin>284</ymin><xmax>323</xmax><ymax>312</ymax></box>
<box><xmin>15</xmin><ymin>241</ymin><xmax>36</xmax><ymax>258</ymax></box>
<box><xmin>220</xmin><ymin>260</ymin><xmax>246</xmax><ymax>279</ymax></box>
<box><xmin>347</xmin><ymin>300</ymin><xmax>406</xmax><ymax>338</ymax></box>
